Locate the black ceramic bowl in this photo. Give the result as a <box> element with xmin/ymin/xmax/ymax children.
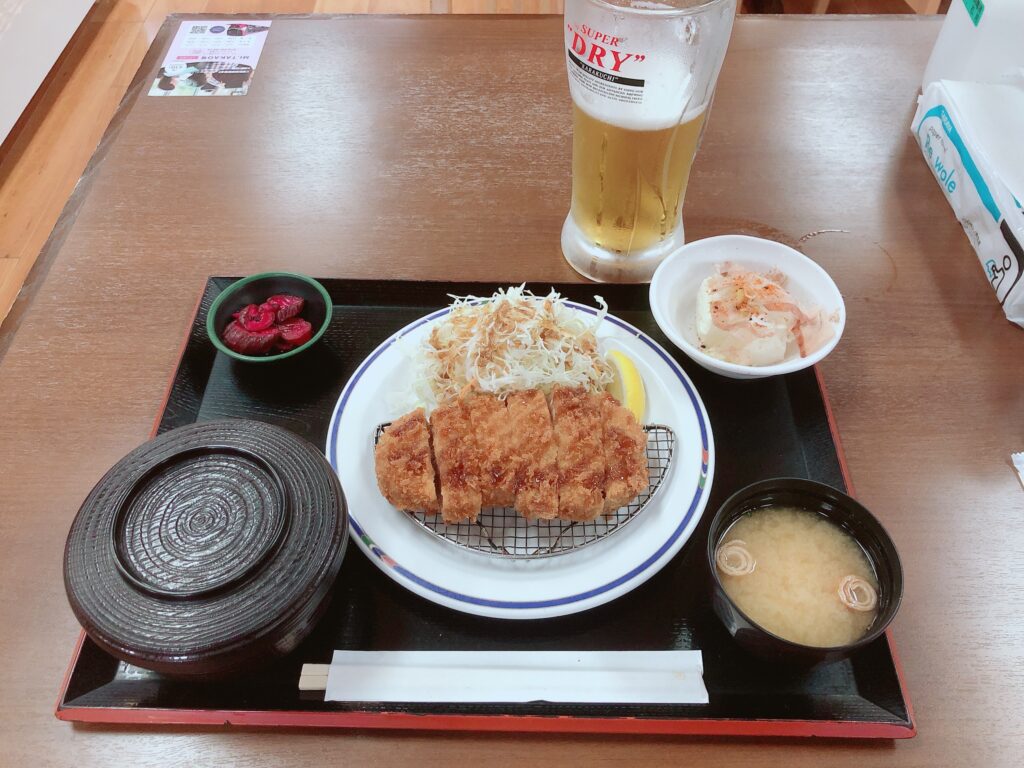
<box><xmin>64</xmin><ymin>420</ymin><xmax>348</xmax><ymax>677</ymax></box>
<box><xmin>207</xmin><ymin>272</ymin><xmax>332</xmax><ymax>363</ymax></box>
<box><xmin>707</xmin><ymin>478</ymin><xmax>903</xmax><ymax>666</ymax></box>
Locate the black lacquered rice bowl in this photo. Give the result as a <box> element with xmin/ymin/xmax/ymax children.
<box><xmin>63</xmin><ymin>419</ymin><xmax>348</xmax><ymax>677</ymax></box>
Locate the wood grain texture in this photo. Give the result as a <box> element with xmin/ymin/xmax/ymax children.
<box><xmin>0</xmin><ymin>9</ymin><xmax>153</xmax><ymax>323</ymax></box>
<box><xmin>0</xmin><ymin>0</ymin><xmax>935</xmax><ymax>324</ymax></box>
<box><xmin>1</xmin><ymin>12</ymin><xmax>1021</xmax><ymax>768</ymax></box>
<box><xmin>777</xmin><ymin>0</ymin><xmax>914</xmax><ymax>11</ymax></box>
<box><xmin>905</xmin><ymin>0</ymin><xmax>942</xmax><ymax>13</ymax></box>
<box><xmin>453</xmin><ymin>0</ymin><xmax>562</xmax><ymax>13</ymax></box>
<box><xmin>0</xmin><ymin>0</ymin><xmax>432</xmax><ymax>328</ymax></box>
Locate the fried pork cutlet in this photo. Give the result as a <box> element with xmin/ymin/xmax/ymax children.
<box><xmin>430</xmin><ymin>400</ymin><xmax>483</xmax><ymax>523</ymax></box>
<box><xmin>550</xmin><ymin>386</ymin><xmax>605</xmax><ymax>521</ymax></box>
<box><xmin>374</xmin><ymin>409</ymin><xmax>438</xmax><ymax>513</ymax></box>
<box><xmin>599</xmin><ymin>393</ymin><xmax>649</xmax><ymax>513</ymax></box>
<box><xmin>465</xmin><ymin>393</ymin><xmax>516</xmax><ymax>508</ymax></box>
<box><xmin>506</xmin><ymin>389</ymin><xmax>558</xmax><ymax>520</ymax></box>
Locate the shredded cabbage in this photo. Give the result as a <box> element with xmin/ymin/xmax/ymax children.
<box><xmin>409</xmin><ymin>285</ymin><xmax>612</xmax><ymax>409</ymax></box>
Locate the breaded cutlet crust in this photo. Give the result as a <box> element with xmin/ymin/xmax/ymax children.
<box><xmin>506</xmin><ymin>389</ymin><xmax>558</xmax><ymax>519</ymax></box>
<box><xmin>431</xmin><ymin>400</ymin><xmax>483</xmax><ymax>523</ymax></box>
<box><xmin>465</xmin><ymin>393</ymin><xmax>517</xmax><ymax>508</ymax></box>
<box><xmin>599</xmin><ymin>392</ymin><xmax>649</xmax><ymax>513</ymax></box>
<box><xmin>374</xmin><ymin>409</ymin><xmax>439</xmax><ymax>513</ymax></box>
<box><xmin>550</xmin><ymin>386</ymin><xmax>605</xmax><ymax>521</ymax></box>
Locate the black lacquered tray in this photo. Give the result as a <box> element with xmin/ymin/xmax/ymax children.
<box><xmin>56</xmin><ymin>278</ymin><xmax>915</xmax><ymax>738</ymax></box>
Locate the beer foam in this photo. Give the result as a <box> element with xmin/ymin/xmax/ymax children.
<box><xmin>566</xmin><ymin>0</ymin><xmax>735</xmax><ymax>131</ymax></box>
<box><xmin>572</xmin><ymin>71</ymin><xmax>709</xmax><ymax>133</ymax></box>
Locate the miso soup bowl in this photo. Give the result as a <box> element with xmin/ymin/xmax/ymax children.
<box><xmin>706</xmin><ymin>478</ymin><xmax>904</xmax><ymax>666</ymax></box>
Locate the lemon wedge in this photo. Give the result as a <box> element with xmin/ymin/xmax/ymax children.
<box><xmin>606</xmin><ymin>349</ymin><xmax>646</xmax><ymax>423</ymax></box>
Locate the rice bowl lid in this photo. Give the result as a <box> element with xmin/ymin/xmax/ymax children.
<box><xmin>63</xmin><ymin>420</ymin><xmax>347</xmax><ymax>675</ymax></box>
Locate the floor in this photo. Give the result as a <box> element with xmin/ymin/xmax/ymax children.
<box><xmin>0</xmin><ymin>0</ymin><xmax>927</xmax><ymax>327</ymax></box>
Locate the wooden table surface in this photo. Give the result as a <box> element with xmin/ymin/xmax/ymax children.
<box><xmin>1</xmin><ymin>12</ymin><xmax>1021</xmax><ymax>767</ymax></box>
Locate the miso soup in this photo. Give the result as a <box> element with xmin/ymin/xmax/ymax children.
<box><xmin>715</xmin><ymin>506</ymin><xmax>879</xmax><ymax>648</ymax></box>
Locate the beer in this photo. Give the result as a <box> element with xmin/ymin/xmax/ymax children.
<box><xmin>562</xmin><ymin>0</ymin><xmax>736</xmax><ymax>282</ymax></box>
<box><xmin>570</xmin><ymin>104</ymin><xmax>706</xmax><ymax>254</ymax></box>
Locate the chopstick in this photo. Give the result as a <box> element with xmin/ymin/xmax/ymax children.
<box><xmin>298</xmin><ymin>663</ymin><xmax>329</xmax><ymax>691</ymax></box>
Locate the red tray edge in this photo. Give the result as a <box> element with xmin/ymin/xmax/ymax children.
<box><xmin>54</xmin><ymin>698</ymin><xmax>914</xmax><ymax>738</ymax></box>
<box><xmin>813</xmin><ymin>366</ymin><xmax>917</xmax><ymax>735</ymax></box>
<box><xmin>53</xmin><ymin>285</ymin><xmax>917</xmax><ymax>740</ymax></box>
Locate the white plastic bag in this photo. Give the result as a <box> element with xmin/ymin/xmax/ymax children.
<box><xmin>912</xmin><ymin>79</ymin><xmax>1024</xmax><ymax>327</ymax></box>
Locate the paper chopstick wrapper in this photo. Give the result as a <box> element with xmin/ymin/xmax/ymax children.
<box><xmin>911</xmin><ymin>77</ymin><xmax>1024</xmax><ymax>328</ymax></box>
<box><xmin>310</xmin><ymin>650</ymin><xmax>707</xmax><ymax>704</ymax></box>
<box><xmin>1013</xmin><ymin>452</ymin><xmax>1024</xmax><ymax>491</ymax></box>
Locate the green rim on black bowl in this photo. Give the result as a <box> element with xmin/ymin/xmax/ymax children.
<box><xmin>206</xmin><ymin>272</ymin><xmax>333</xmax><ymax>363</ymax></box>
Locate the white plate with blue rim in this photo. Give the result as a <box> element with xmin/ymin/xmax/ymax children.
<box><xmin>325</xmin><ymin>301</ymin><xmax>714</xmax><ymax>620</ymax></box>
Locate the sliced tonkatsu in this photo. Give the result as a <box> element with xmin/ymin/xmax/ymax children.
<box><xmin>599</xmin><ymin>392</ymin><xmax>649</xmax><ymax>513</ymax></box>
<box><xmin>505</xmin><ymin>389</ymin><xmax>558</xmax><ymax>519</ymax></box>
<box><xmin>373</xmin><ymin>409</ymin><xmax>439</xmax><ymax>513</ymax></box>
<box><xmin>430</xmin><ymin>400</ymin><xmax>483</xmax><ymax>523</ymax></box>
<box><xmin>550</xmin><ymin>386</ymin><xmax>606</xmax><ymax>521</ymax></box>
<box><xmin>374</xmin><ymin>388</ymin><xmax>651</xmax><ymax>524</ymax></box>
<box><xmin>465</xmin><ymin>392</ymin><xmax>517</xmax><ymax>508</ymax></box>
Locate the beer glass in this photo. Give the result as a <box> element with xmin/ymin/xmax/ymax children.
<box><xmin>562</xmin><ymin>0</ymin><xmax>737</xmax><ymax>282</ymax></box>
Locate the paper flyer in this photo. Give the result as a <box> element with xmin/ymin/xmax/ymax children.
<box><xmin>149</xmin><ymin>21</ymin><xmax>272</xmax><ymax>97</ymax></box>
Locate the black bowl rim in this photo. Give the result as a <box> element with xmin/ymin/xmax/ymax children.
<box><xmin>63</xmin><ymin>420</ymin><xmax>351</xmax><ymax>673</ymax></box>
<box><xmin>206</xmin><ymin>271</ymin><xmax>333</xmax><ymax>363</ymax></box>
<box><xmin>706</xmin><ymin>477</ymin><xmax>904</xmax><ymax>655</ymax></box>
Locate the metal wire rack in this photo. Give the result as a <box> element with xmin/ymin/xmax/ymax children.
<box><xmin>373</xmin><ymin>422</ymin><xmax>675</xmax><ymax>559</ymax></box>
